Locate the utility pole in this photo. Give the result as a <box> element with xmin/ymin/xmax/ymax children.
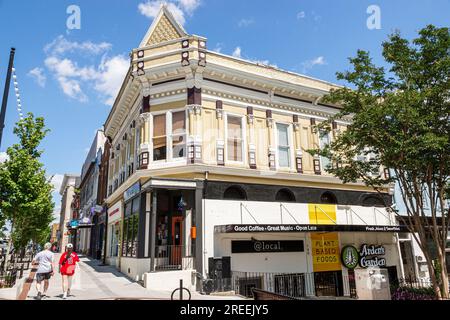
<box><xmin>0</xmin><ymin>48</ymin><xmax>16</xmax><ymax>149</ymax></box>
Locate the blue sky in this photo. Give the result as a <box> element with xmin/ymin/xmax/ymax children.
<box><xmin>0</xmin><ymin>0</ymin><xmax>449</xmax><ymax>221</ymax></box>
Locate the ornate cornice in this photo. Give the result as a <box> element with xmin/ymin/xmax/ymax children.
<box><xmin>202</xmin><ymin>88</ymin><xmax>352</xmax><ymax>122</ymax></box>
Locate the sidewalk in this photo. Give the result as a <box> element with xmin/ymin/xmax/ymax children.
<box><xmin>12</xmin><ymin>254</ymin><xmax>244</xmax><ymax>300</ymax></box>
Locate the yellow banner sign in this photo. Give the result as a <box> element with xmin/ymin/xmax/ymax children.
<box><xmin>311</xmin><ymin>232</ymin><xmax>341</xmax><ymax>272</ymax></box>
<box><xmin>308</xmin><ymin>204</ymin><xmax>337</xmax><ymax>225</ymax></box>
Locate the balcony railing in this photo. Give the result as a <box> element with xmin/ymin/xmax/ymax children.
<box><xmin>154</xmin><ymin>245</ymin><xmax>195</xmax><ymax>271</ymax></box>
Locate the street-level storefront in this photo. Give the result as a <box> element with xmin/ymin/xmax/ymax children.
<box><xmin>110</xmin><ymin>178</ymin><xmax>201</xmax><ymax>291</ymax></box>
<box><xmin>106</xmin><ymin>200</ymin><xmax>122</xmax><ymax>268</ymax></box>
<box><xmin>66</xmin><ymin>218</ymin><xmax>94</xmax><ymax>254</ymax></box>
<box><xmin>213</xmin><ymin>224</ymin><xmax>407</xmax><ymax>298</ymax></box>
<box><xmin>90</xmin><ymin>206</ymin><xmax>106</xmax><ymax>260</ymax></box>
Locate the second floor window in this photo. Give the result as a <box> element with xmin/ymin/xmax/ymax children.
<box><xmin>152</xmin><ymin>110</ymin><xmax>187</xmax><ymax>163</ymax></box>
<box><xmin>319</xmin><ymin>130</ymin><xmax>331</xmax><ymax>170</ymax></box>
<box><xmin>171</xmin><ymin>111</ymin><xmax>186</xmax><ymax>159</ymax></box>
<box><xmin>227</xmin><ymin>115</ymin><xmax>243</xmax><ymax>162</ymax></box>
<box><xmin>277</xmin><ymin>123</ymin><xmax>290</xmax><ymax>168</ymax></box>
<box><xmin>153</xmin><ymin>114</ymin><xmax>167</xmax><ymax>161</ymax></box>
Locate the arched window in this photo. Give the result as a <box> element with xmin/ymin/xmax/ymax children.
<box><xmin>362</xmin><ymin>195</ymin><xmax>385</xmax><ymax>207</ymax></box>
<box><xmin>320</xmin><ymin>191</ymin><xmax>337</xmax><ymax>204</ymax></box>
<box><xmin>223</xmin><ymin>186</ymin><xmax>247</xmax><ymax>200</ymax></box>
<box><xmin>275</xmin><ymin>189</ymin><xmax>296</xmax><ymax>202</ymax></box>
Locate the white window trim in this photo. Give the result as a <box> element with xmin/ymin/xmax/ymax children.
<box><xmin>149</xmin><ymin>107</ymin><xmax>188</xmax><ymax>167</ymax></box>
<box><xmin>224</xmin><ymin>112</ymin><xmax>247</xmax><ymax>166</ymax></box>
<box><xmin>275</xmin><ymin>122</ymin><xmax>294</xmax><ymax>171</ymax></box>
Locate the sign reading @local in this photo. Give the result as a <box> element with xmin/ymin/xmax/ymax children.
<box><xmin>231</xmin><ymin>240</ymin><xmax>304</xmax><ymax>253</ymax></box>
<box><xmin>340</xmin><ymin>244</ymin><xmax>386</xmax><ymax>269</ymax></box>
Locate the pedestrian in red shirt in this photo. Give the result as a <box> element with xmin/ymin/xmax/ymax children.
<box><xmin>58</xmin><ymin>243</ymin><xmax>79</xmax><ymax>299</ymax></box>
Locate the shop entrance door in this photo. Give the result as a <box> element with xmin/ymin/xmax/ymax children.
<box><xmin>171</xmin><ymin>216</ymin><xmax>183</xmax><ymax>267</ymax></box>
<box><xmin>314</xmin><ymin>271</ymin><xmax>344</xmax><ymax>297</ymax></box>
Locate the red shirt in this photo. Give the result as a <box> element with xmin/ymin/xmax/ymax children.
<box><xmin>59</xmin><ymin>252</ymin><xmax>79</xmax><ymax>275</ymax></box>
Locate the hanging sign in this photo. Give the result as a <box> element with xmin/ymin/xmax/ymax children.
<box><xmin>341</xmin><ymin>245</ymin><xmax>359</xmax><ymax>269</ymax></box>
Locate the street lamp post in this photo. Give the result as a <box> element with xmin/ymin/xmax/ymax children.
<box><xmin>0</xmin><ymin>48</ymin><xmax>16</xmax><ymax>149</ymax></box>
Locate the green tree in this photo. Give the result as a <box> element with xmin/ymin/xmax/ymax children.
<box><xmin>309</xmin><ymin>25</ymin><xmax>449</xmax><ymax>299</ymax></box>
<box><xmin>0</xmin><ymin>113</ymin><xmax>54</xmax><ymax>253</ymax></box>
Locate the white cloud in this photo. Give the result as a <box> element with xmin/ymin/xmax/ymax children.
<box><xmin>94</xmin><ymin>55</ymin><xmax>129</xmax><ymax>105</ymax></box>
<box><xmin>312</xmin><ymin>11</ymin><xmax>322</xmax><ymax>22</ymax></box>
<box><xmin>44</xmin><ymin>35</ymin><xmax>111</xmax><ymax>57</ymax></box>
<box><xmin>50</xmin><ymin>174</ymin><xmax>64</xmax><ymax>193</ymax></box>
<box><xmin>301</xmin><ymin>56</ymin><xmax>327</xmax><ymax>73</ymax></box>
<box><xmin>28</xmin><ymin>67</ymin><xmax>47</xmax><ymax>87</ymax></box>
<box><xmin>0</xmin><ymin>152</ymin><xmax>9</xmax><ymax>163</ymax></box>
<box><xmin>43</xmin><ymin>36</ymin><xmax>129</xmax><ymax>105</ymax></box>
<box><xmin>311</xmin><ymin>56</ymin><xmax>326</xmax><ymax>66</ymax></box>
<box><xmin>138</xmin><ymin>0</ymin><xmax>201</xmax><ymax>26</ymax></box>
<box><xmin>297</xmin><ymin>11</ymin><xmax>305</xmax><ymax>19</ymax></box>
<box><xmin>212</xmin><ymin>43</ymin><xmax>223</xmax><ymax>53</ymax></box>
<box><xmin>178</xmin><ymin>0</ymin><xmax>200</xmax><ymax>14</ymax></box>
<box><xmin>231</xmin><ymin>47</ymin><xmax>277</xmax><ymax>68</ymax></box>
<box><xmin>238</xmin><ymin>18</ymin><xmax>254</xmax><ymax>28</ymax></box>
<box><xmin>232</xmin><ymin>47</ymin><xmax>242</xmax><ymax>58</ymax></box>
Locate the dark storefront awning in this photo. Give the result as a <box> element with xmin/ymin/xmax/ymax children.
<box><xmin>214</xmin><ymin>224</ymin><xmax>410</xmax><ymax>234</ymax></box>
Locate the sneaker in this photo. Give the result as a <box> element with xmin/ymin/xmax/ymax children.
<box><xmin>36</xmin><ymin>292</ymin><xmax>42</xmax><ymax>300</ymax></box>
<box><xmin>62</xmin><ymin>293</ymin><xmax>67</xmax><ymax>300</ymax></box>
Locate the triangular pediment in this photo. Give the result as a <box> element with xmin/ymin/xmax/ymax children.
<box><xmin>139</xmin><ymin>4</ymin><xmax>188</xmax><ymax>47</ymax></box>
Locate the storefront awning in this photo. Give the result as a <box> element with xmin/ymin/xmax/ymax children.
<box><xmin>214</xmin><ymin>224</ymin><xmax>409</xmax><ymax>234</ymax></box>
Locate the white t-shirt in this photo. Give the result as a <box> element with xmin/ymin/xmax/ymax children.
<box><xmin>34</xmin><ymin>250</ymin><xmax>54</xmax><ymax>274</ymax></box>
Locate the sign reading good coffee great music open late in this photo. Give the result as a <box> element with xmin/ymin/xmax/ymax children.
<box><xmin>215</xmin><ymin>224</ymin><xmax>408</xmax><ymax>233</ymax></box>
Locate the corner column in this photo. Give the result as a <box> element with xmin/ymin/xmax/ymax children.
<box><xmin>215</xmin><ymin>100</ymin><xmax>225</xmax><ymax>165</ymax></box>
<box><xmin>266</xmin><ymin>110</ymin><xmax>276</xmax><ymax>170</ymax></box>
<box><xmin>293</xmin><ymin>115</ymin><xmax>303</xmax><ymax>173</ymax></box>
<box><xmin>247</xmin><ymin>106</ymin><xmax>256</xmax><ymax>169</ymax></box>
<box><xmin>194</xmin><ymin>181</ymin><xmax>204</xmax><ymax>291</ymax></box>
<box><xmin>187</xmin><ymin>87</ymin><xmax>203</xmax><ymax>164</ymax></box>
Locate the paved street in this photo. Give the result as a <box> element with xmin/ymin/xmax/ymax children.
<box><xmin>0</xmin><ymin>254</ymin><xmax>244</xmax><ymax>300</ymax></box>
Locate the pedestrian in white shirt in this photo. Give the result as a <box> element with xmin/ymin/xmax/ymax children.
<box><xmin>32</xmin><ymin>242</ymin><xmax>54</xmax><ymax>300</ymax></box>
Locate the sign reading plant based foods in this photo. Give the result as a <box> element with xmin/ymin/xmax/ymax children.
<box><xmin>231</xmin><ymin>240</ymin><xmax>304</xmax><ymax>253</ymax></box>
<box><xmin>215</xmin><ymin>224</ymin><xmax>408</xmax><ymax>233</ymax></box>
<box><xmin>359</xmin><ymin>244</ymin><xmax>386</xmax><ymax>268</ymax></box>
<box><xmin>311</xmin><ymin>233</ymin><xmax>341</xmax><ymax>272</ymax></box>
<box><xmin>340</xmin><ymin>244</ymin><xmax>387</xmax><ymax>269</ymax></box>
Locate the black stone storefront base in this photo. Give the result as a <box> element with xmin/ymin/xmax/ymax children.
<box><xmin>204</xmin><ymin>181</ymin><xmax>392</xmax><ymax>207</ymax></box>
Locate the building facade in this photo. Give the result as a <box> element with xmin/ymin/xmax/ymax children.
<box><xmin>77</xmin><ymin>130</ymin><xmax>107</xmax><ymax>255</ymax></box>
<box><xmin>50</xmin><ymin>223</ymin><xmax>59</xmax><ymax>246</ymax></box>
<box><xmin>58</xmin><ymin>174</ymin><xmax>80</xmax><ymax>252</ymax></box>
<box><xmin>102</xmin><ymin>6</ymin><xmax>404</xmax><ymax>296</ymax></box>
